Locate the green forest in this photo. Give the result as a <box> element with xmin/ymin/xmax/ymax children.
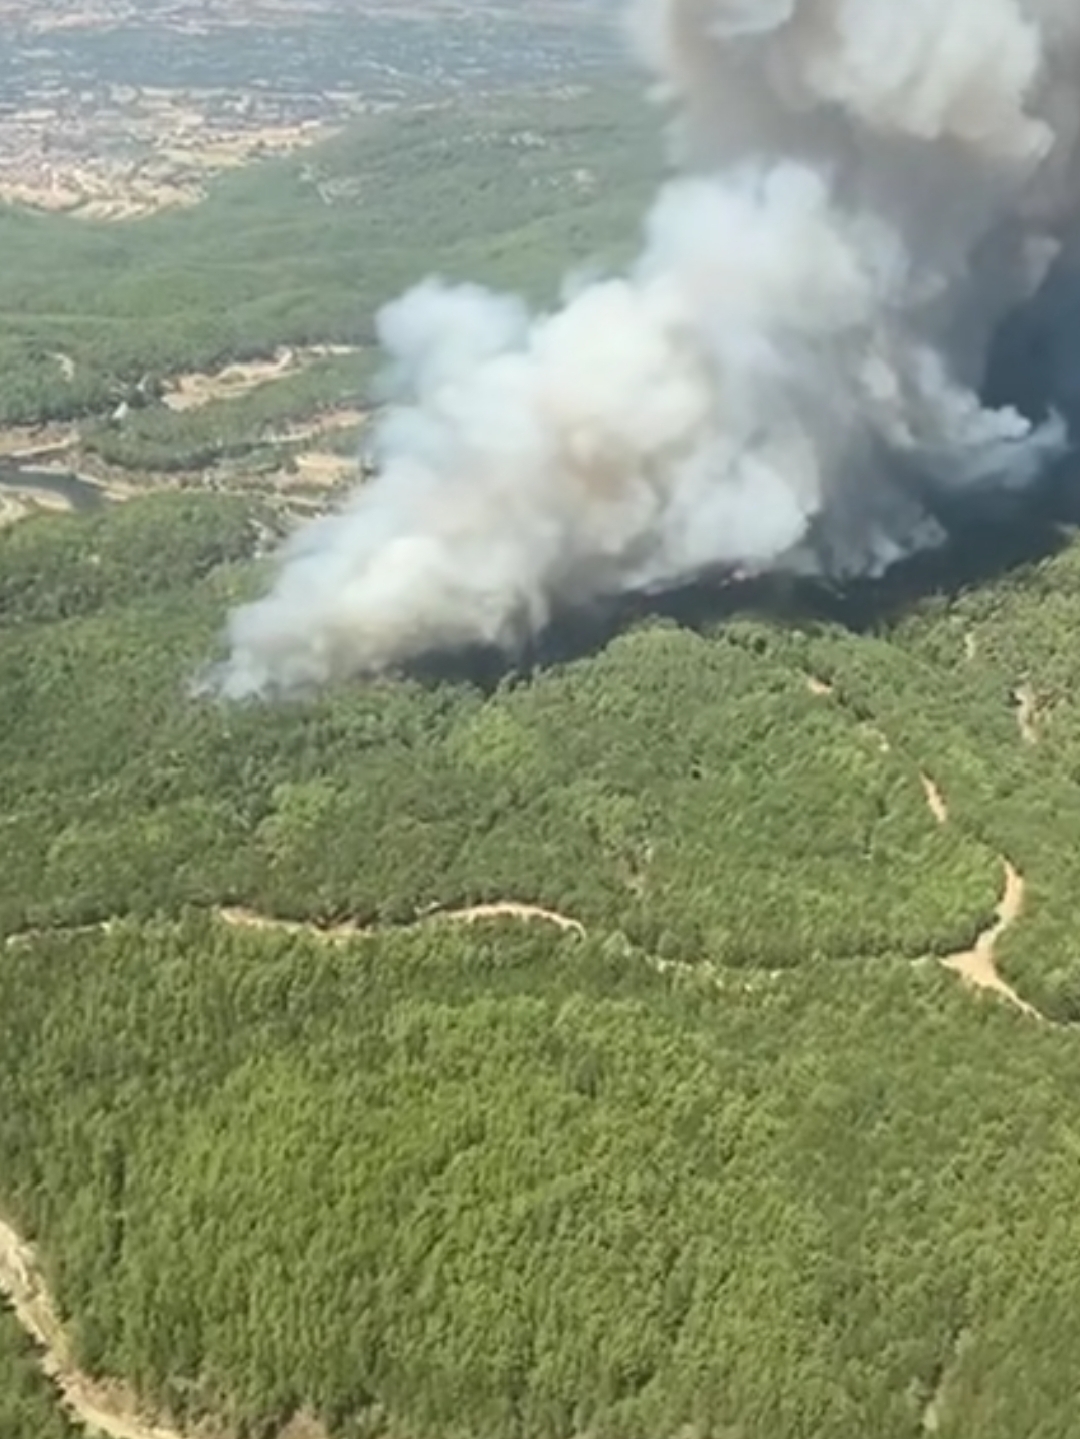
<box><xmin>0</xmin><ymin>82</ymin><xmax>657</xmax><ymax>481</ymax></box>
<box><xmin>4</xmin><ymin>64</ymin><xmax>1080</xmax><ymax>1439</ymax></box>
<box><xmin>0</xmin><ymin>1304</ymin><xmax>79</xmax><ymax>1439</ymax></box>
<box><xmin>2</xmin><ymin>488</ymin><xmax>1080</xmax><ymax>1439</ymax></box>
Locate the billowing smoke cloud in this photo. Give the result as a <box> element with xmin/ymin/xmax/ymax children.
<box><xmin>213</xmin><ymin>0</ymin><xmax>1080</xmax><ymax>697</ymax></box>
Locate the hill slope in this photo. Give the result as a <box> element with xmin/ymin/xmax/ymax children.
<box><xmin>2</xmin><ymin>492</ymin><xmax>1080</xmax><ymax>1439</ymax></box>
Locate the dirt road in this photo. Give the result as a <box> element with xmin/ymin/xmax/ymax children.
<box><xmin>805</xmin><ymin>675</ymin><xmax>1039</xmax><ymax>1020</ymax></box>
<box><xmin>0</xmin><ymin>1215</ymin><xmax>191</xmax><ymax>1439</ymax></box>
<box><xmin>942</xmin><ymin>863</ymin><xmax>1039</xmax><ymax>1020</ymax></box>
<box><xmin>219</xmin><ymin>899</ymin><xmax>585</xmax><ymax>941</ymax></box>
<box><xmin>0</xmin><ymin>675</ymin><xmax>1056</xmax><ymax>1434</ymax></box>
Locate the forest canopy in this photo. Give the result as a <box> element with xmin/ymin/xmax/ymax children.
<box><xmin>3</xmin><ymin>49</ymin><xmax>1080</xmax><ymax>1439</ymax></box>
<box><xmin>2</xmin><ymin>491</ymin><xmax>1080</xmax><ymax>1439</ymax></box>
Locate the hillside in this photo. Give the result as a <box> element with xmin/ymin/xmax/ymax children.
<box><xmin>4</xmin><ymin>34</ymin><xmax>1080</xmax><ymax>1439</ymax></box>
<box><xmin>0</xmin><ymin>80</ymin><xmax>656</xmax><ymax>523</ymax></box>
<box><xmin>2</xmin><ymin>486</ymin><xmax>1080</xmax><ymax>1439</ymax></box>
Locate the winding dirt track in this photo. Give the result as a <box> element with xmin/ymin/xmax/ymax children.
<box><xmin>805</xmin><ymin>675</ymin><xmax>1038</xmax><ymax>1021</ymax></box>
<box><xmin>921</xmin><ymin>773</ymin><xmax>950</xmax><ymax>827</ymax></box>
<box><xmin>918</xmin><ymin>773</ymin><xmax>1037</xmax><ymax>1018</ymax></box>
<box><xmin>0</xmin><ymin>1216</ymin><xmax>189</xmax><ymax>1439</ymax></box>
<box><xmin>219</xmin><ymin>900</ymin><xmax>586</xmax><ymax>941</ymax></box>
<box><xmin>0</xmin><ymin>677</ymin><xmax>1055</xmax><ymax>1437</ymax></box>
<box><xmin>942</xmin><ymin>862</ymin><xmax>1039</xmax><ymax>1020</ymax></box>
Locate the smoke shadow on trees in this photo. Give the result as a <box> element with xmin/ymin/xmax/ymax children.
<box><xmin>409</xmin><ymin>271</ymin><xmax>1080</xmax><ymax>688</ymax></box>
<box><xmin>408</xmin><ymin>441</ymin><xmax>1080</xmax><ymax>690</ymax></box>
<box><xmin>408</xmin><ymin>465</ymin><xmax>1080</xmax><ymax>693</ymax></box>
<box><xmin>665</xmin><ymin>481</ymin><xmax>1080</xmax><ymax>640</ymax></box>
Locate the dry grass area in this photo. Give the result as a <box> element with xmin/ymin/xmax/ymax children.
<box><xmin>0</xmin><ymin>492</ymin><xmax>35</xmax><ymax>529</ymax></box>
<box><xmin>277</xmin><ymin>450</ymin><xmax>360</xmax><ymax>489</ymax></box>
<box><xmin>162</xmin><ymin>346</ymin><xmax>358</xmax><ymax>413</ymax></box>
<box><xmin>0</xmin><ymin>428</ymin><xmax>76</xmax><ymax>460</ymax></box>
<box><xmin>0</xmin><ymin>487</ymin><xmax>72</xmax><ymax>530</ymax></box>
<box><xmin>0</xmin><ymin>343</ymin><xmax>368</xmax><ymax>527</ymax></box>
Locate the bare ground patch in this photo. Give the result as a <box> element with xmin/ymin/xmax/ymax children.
<box><xmin>1014</xmin><ymin>684</ymin><xmax>1040</xmax><ymax>745</ymax></box>
<box><xmin>920</xmin><ymin>774</ymin><xmax>949</xmax><ymax>827</ymax></box>
<box><xmin>219</xmin><ymin>899</ymin><xmax>586</xmax><ymax>941</ymax></box>
<box><xmin>941</xmin><ymin>863</ymin><xmax>1038</xmax><ymax>1020</ymax></box>
<box><xmin>162</xmin><ymin>346</ymin><xmax>360</xmax><ymax>413</ymax></box>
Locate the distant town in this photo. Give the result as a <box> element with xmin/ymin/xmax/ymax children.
<box><xmin>0</xmin><ymin>0</ymin><xmax>617</xmax><ymax>218</ymax></box>
<box><xmin>0</xmin><ymin>1</ymin><xmax>614</xmax><ymax>31</ymax></box>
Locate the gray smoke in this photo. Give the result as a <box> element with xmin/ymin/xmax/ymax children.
<box><xmin>213</xmin><ymin>0</ymin><xmax>1080</xmax><ymax>697</ymax></box>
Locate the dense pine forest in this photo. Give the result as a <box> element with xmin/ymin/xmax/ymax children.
<box><xmin>3</xmin><ymin>486</ymin><xmax>1080</xmax><ymax>1439</ymax></box>
<box><xmin>0</xmin><ymin>1305</ymin><xmax>78</xmax><ymax>1439</ymax></box>
<box><xmin>4</xmin><ymin>62</ymin><xmax>1080</xmax><ymax>1439</ymax></box>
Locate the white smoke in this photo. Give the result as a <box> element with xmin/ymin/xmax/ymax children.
<box><xmin>213</xmin><ymin>0</ymin><xmax>1080</xmax><ymax>697</ymax></box>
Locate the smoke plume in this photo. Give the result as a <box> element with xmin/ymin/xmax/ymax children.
<box><xmin>214</xmin><ymin>0</ymin><xmax>1080</xmax><ymax>697</ymax></box>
